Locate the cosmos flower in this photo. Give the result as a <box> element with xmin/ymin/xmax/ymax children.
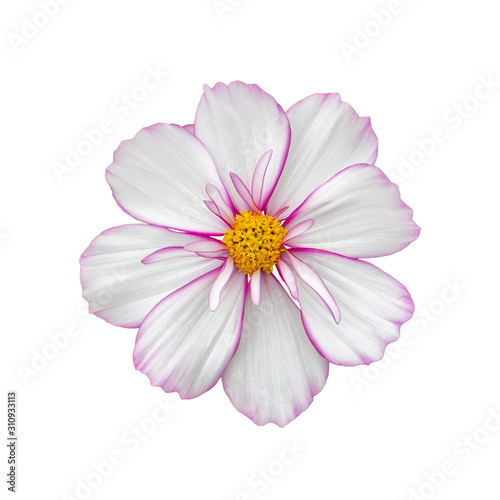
<box><xmin>80</xmin><ymin>81</ymin><xmax>419</xmax><ymax>427</ymax></box>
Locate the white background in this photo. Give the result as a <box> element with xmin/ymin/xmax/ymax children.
<box><xmin>2</xmin><ymin>0</ymin><xmax>500</xmax><ymax>499</ymax></box>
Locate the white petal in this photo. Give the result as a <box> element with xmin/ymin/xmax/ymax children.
<box><xmin>106</xmin><ymin>123</ymin><xmax>231</xmax><ymax>234</ymax></box>
<box><xmin>250</xmin><ymin>269</ymin><xmax>261</xmax><ymax>306</ymax></box>
<box><xmin>209</xmin><ymin>257</ymin><xmax>235</xmax><ymax>311</ymax></box>
<box><xmin>183</xmin><ymin>238</ymin><xmax>226</xmax><ymax>253</ymax></box>
<box><xmin>286</xmin><ymin>164</ymin><xmax>420</xmax><ymax>258</ymax></box>
<box><xmin>194</xmin><ymin>82</ymin><xmax>290</xmax><ymax>212</ymax></box>
<box><xmin>230</xmin><ymin>172</ymin><xmax>260</xmax><ymax>212</ymax></box>
<box><xmin>251</xmin><ymin>150</ymin><xmax>273</xmax><ymax>209</ymax></box>
<box><xmin>80</xmin><ymin>225</ymin><xmax>221</xmax><ymax>328</ymax></box>
<box><xmin>134</xmin><ymin>269</ymin><xmax>247</xmax><ymax>399</ymax></box>
<box><xmin>222</xmin><ymin>273</ymin><xmax>329</xmax><ymax>427</ymax></box>
<box><xmin>267</xmin><ymin>93</ymin><xmax>378</xmax><ymax>217</ymax></box>
<box><xmin>282</xmin><ymin>219</ymin><xmax>314</xmax><ymax>243</ymax></box>
<box><xmin>205</xmin><ymin>183</ymin><xmax>235</xmax><ymax>226</ymax></box>
<box><xmin>142</xmin><ymin>247</ymin><xmax>195</xmax><ymax>263</ymax></box>
<box><xmin>276</xmin><ymin>259</ymin><xmax>298</xmax><ymax>299</ymax></box>
<box><xmin>285</xmin><ymin>252</ymin><xmax>341</xmax><ymax>324</ymax></box>
<box><xmin>291</xmin><ymin>249</ymin><xmax>414</xmax><ymax>366</ymax></box>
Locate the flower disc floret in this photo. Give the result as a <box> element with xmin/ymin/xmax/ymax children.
<box><xmin>223</xmin><ymin>211</ymin><xmax>287</xmax><ymax>275</ymax></box>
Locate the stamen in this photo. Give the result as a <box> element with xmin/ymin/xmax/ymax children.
<box><xmin>223</xmin><ymin>211</ymin><xmax>287</xmax><ymax>275</ymax></box>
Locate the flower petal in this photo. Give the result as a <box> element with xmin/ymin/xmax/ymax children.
<box><xmin>251</xmin><ymin>149</ymin><xmax>273</xmax><ymax>209</ymax></box>
<box><xmin>222</xmin><ymin>273</ymin><xmax>329</xmax><ymax>427</ymax></box>
<box><xmin>134</xmin><ymin>269</ymin><xmax>247</xmax><ymax>399</ymax></box>
<box><xmin>276</xmin><ymin>259</ymin><xmax>299</xmax><ymax>300</ymax></box>
<box><xmin>142</xmin><ymin>247</ymin><xmax>194</xmax><ymax>264</ymax></box>
<box><xmin>267</xmin><ymin>93</ymin><xmax>378</xmax><ymax>217</ymax></box>
<box><xmin>285</xmin><ymin>164</ymin><xmax>420</xmax><ymax>258</ymax></box>
<box><xmin>106</xmin><ymin>123</ymin><xmax>230</xmax><ymax>235</ymax></box>
<box><xmin>282</xmin><ymin>219</ymin><xmax>314</xmax><ymax>243</ymax></box>
<box><xmin>249</xmin><ymin>269</ymin><xmax>261</xmax><ymax>306</ymax></box>
<box><xmin>194</xmin><ymin>81</ymin><xmax>291</xmax><ymax>212</ymax></box>
<box><xmin>285</xmin><ymin>252</ymin><xmax>341</xmax><ymax>324</ymax></box>
<box><xmin>229</xmin><ymin>172</ymin><xmax>260</xmax><ymax>212</ymax></box>
<box><xmin>291</xmin><ymin>248</ymin><xmax>414</xmax><ymax>366</ymax></box>
<box><xmin>205</xmin><ymin>183</ymin><xmax>236</xmax><ymax>226</ymax></box>
<box><xmin>80</xmin><ymin>224</ymin><xmax>221</xmax><ymax>328</ymax></box>
<box><xmin>209</xmin><ymin>257</ymin><xmax>235</xmax><ymax>311</ymax></box>
<box><xmin>184</xmin><ymin>239</ymin><xmax>227</xmax><ymax>253</ymax></box>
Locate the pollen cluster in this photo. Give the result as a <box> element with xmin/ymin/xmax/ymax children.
<box><xmin>223</xmin><ymin>211</ymin><xmax>287</xmax><ymax>275</ymax></box>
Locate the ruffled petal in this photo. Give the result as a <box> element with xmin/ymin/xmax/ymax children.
<box><xmin>80</xmin><ymin>224</ymin><xmax>221</xmax><ymax>328</ymax></box>
<box><xmin>285</xmin><ymin>164</ymin><xmax>420</xmax><ymax>258</ymax></box>
<box><xmin>106</xmin><ymin>123</ymin><xmax>231</xmax><ymax>235</ymax></box>
<box><xmin>291</xmin><ymin>248</ymin><xmax>414</xmax><ymax>366</ymax></box>
<box><xmin>134</xmin><ymin>269</ymin><xmax>247</xmax><ymax>399</ymax></box>
<box><xmin>222</xmin><ymin>273</ymin><xmax>329</xmax><ymax>427</ymax></box>
<box><xmin>194</xmin><ymin>81</ymin><xmax>291</xmax><ymax>212</ymax></box>
<box><xmin>267</xmin><ymin>93</ymin><xmax>378</xmax><ymax>217</ymax></box>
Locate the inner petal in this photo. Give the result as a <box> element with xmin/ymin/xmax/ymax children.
<box><xmin>222</xmin><ymin>211</ymin><xmax>287</xmax><ymax>275</ymax></box>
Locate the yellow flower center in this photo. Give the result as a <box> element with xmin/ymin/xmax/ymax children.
<box><xmin>223</xmin><ymin>211</ymin><xmax>287</xmax><ymax>275</ymax></box>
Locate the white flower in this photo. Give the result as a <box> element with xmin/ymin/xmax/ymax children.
<box><xmin>81</xmin><ymin>81</ymin><xmax>419</xmax><ymax>427</ymax></box>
